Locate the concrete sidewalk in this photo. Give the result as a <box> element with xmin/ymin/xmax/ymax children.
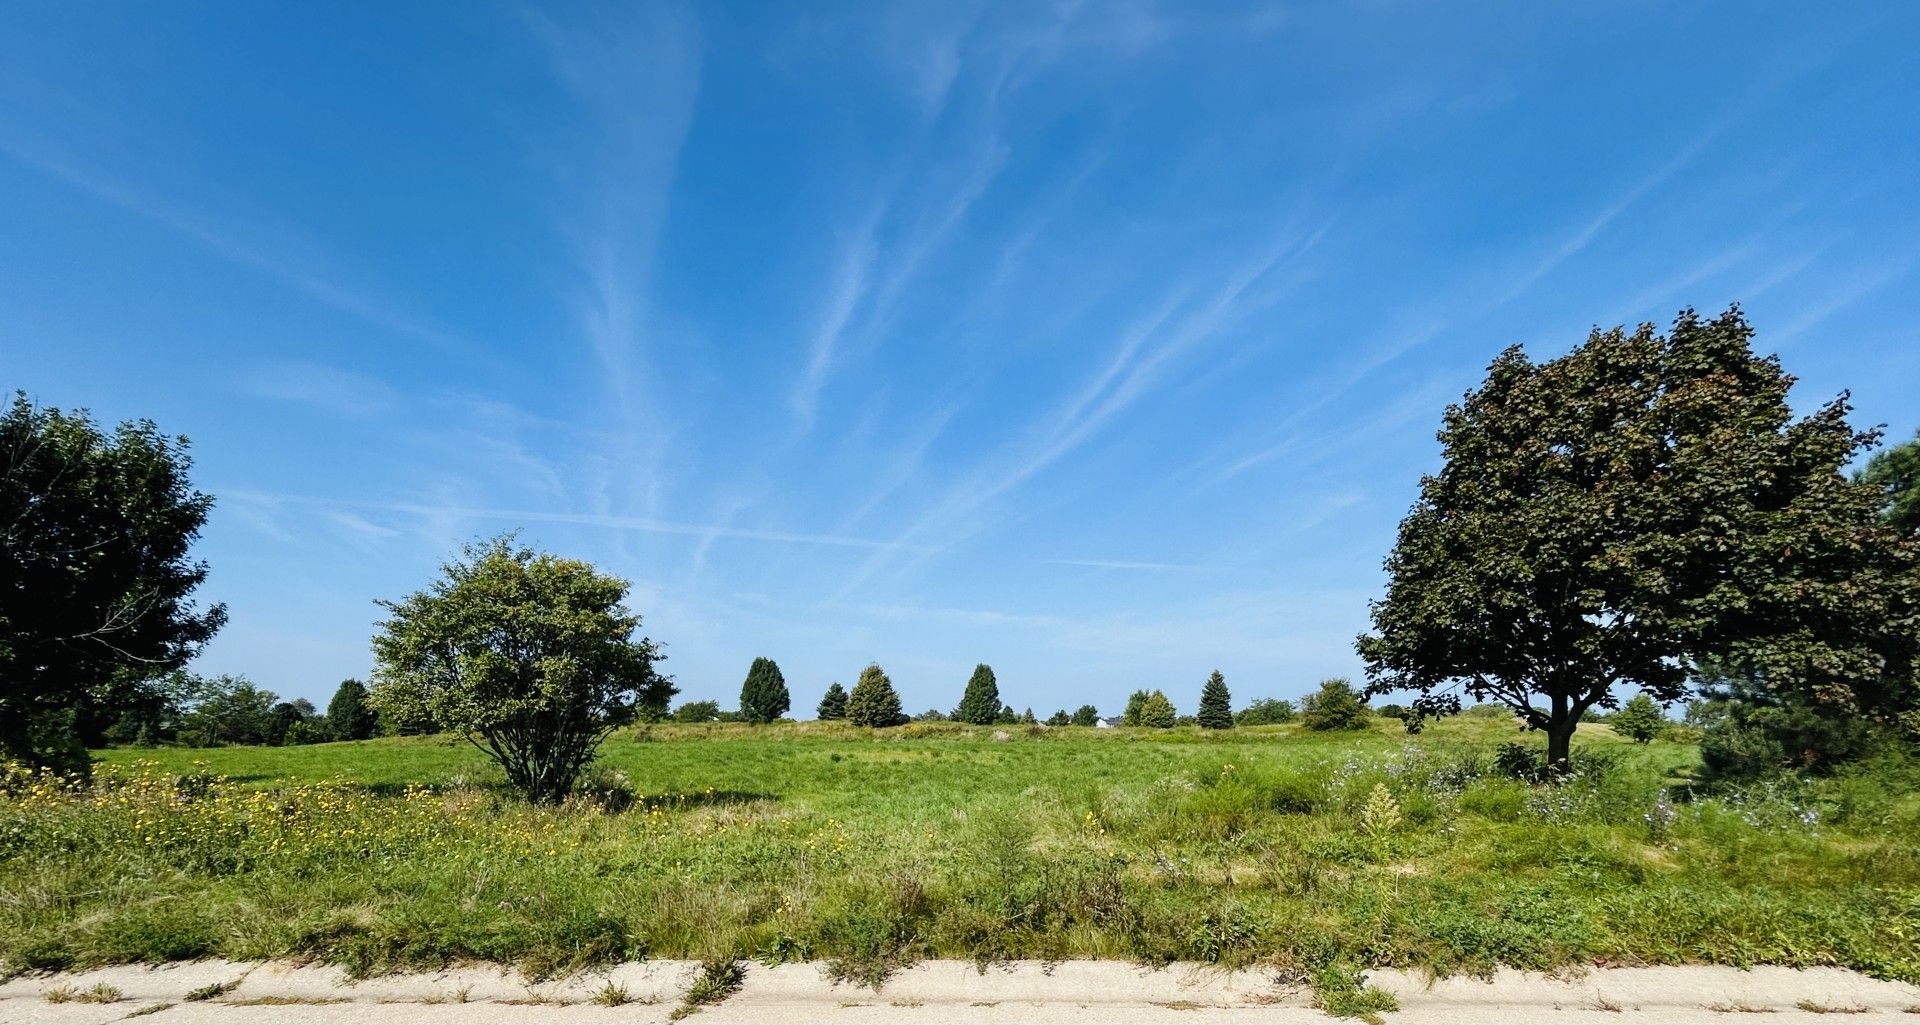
<box><xmin>4</xmin><ymin>959</ymin><xmax>1917</xmax><ymax>1023</ymax></box>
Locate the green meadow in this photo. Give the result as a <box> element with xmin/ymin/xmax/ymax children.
<box><xmin>5</xmin><ymin>719</ymin><xmax>1917</xmax><ymax>1015</ymax></box>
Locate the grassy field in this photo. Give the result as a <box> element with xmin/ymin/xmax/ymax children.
<box><xmin>4</xmin><ymin>718</ymin><xmax>1917</xmax><ymax>1016</ymax></box>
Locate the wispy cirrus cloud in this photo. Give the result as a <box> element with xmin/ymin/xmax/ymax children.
<box><xmin>835</xmin><ymin>220</ymin><xmax>1330</xmax><ymax>591</ymax></box>
<box><xmin>528</xmin><ymin>1</ymin><xmax>702</xmax><ymax>515</ymax></box>
<box><xmin>223</xmin><ymin>491</ymin><xmax>935</xmax><ymax>553</ymax></box>
<box><xmin>0</xmin><ymin>129</ymin><xmax>465</xmax><ymax>353</ymax></box>
<box><xmin>240</xmin><ymin>361</ymin><xmax>399</xmax><ymax>419</ymax></box>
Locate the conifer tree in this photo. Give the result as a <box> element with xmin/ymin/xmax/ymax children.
<box><xmin>1122</xmin><ymin>690</ymin><xmax>1151</xmax><ymax>726</ymax></box>
<box><xmin>1197</xmin><ymin>670</ymin><xmax>1234</xmax><ymax>729</ymax></box>
<box><xmin>845</xmin><ymin>663</ymin><xmax>904</xmax><ymax>728</ymax></box>
<box><xmin>955</xmin><ymin>663</ymin><xmax>1001</xmax><ymax>724</ymax></box>
<box><xmin>1071</xmin><ymin>704</ymin><xmax>1100</xmax><ymax>726</ymax></box>
<box><xmin>816</xmin><ymin>682</ymin><xmax>848</xmax><ymax>720</ymax></box>
<box><xmin>1046</xmin><ymin>709</ymin><xmax>1071</xmax><ymax>726</ymax></box>
<box><xmin>739</xmin><ymin>656</ymin><xmax>791</xmax><ymax>724</ymax></box>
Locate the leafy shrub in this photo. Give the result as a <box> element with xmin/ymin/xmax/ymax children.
<box><xmin>1301</xmin><ymin>679</ymin><xmax>1371</xmax><ymax>731</ymax></box>
<box><xmin>1137</xmin><ymin>691</ymin><xmax>1177</xmax><ymax>729</ymax></box>
<box><xmin>1235</xmin><ymin>698</ymin><xmax>1296</xmax><ymax>725</ymax></box>
<box><xmin>1610</xmin><ymin>694</ymin><xmax>1667</xmax><ymax>743</ymax></box>
<box><xmin>673</xmin><ymin>701</ymin><xmax>721</xmax><ymax>723</ymax></box>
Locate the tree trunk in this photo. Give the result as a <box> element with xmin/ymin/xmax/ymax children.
<box><xmin>1545</xmin><ymin>693</ymin><xmax>1576</xmax><ymax>775</ymax></box>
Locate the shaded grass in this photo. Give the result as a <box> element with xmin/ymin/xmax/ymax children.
<box><xmin>0</xmin><ymin>718</ymin><xmax>1913</xmax><ymax>1011</ymax></box>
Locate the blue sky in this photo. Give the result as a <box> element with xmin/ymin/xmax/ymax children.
<box><xmin>4</xmin><ymin>2</ymin><xmax>1917</xmax><ymax>716</ymax></box>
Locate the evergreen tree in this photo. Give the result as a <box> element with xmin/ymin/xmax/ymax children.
<box><xmin>1139</xmin><ymin>690</ymin><xmax>1177</xmax><ymax>728</ymax></box>
<box><xmin>1197</xmin><ymin>670</ymin><xmax>1233</xmax><ymax>729</ymax></box>
<box><xmin>739</xmin><ymin>656</ymin><xmax>791</xmax><ymax>724</ymax></box>
<box><xmin>816</xmin><ymin>682</ymin><xmax>848</xmax><ymax>720</ymax></box>
<box><xmin>1020</xmin><ymin>707</ymin><xmax>1037</xmax><ymax>725</ymax></box>
<box><xmin>326</xmin><ymin>679</ymin><xmax>378</xmax><ymax>741</ymax></box>
<box><xmin>1071</xmin><ymin>704</ymin><xmax>1100</xmax><ymax>726</ymax></box>
<box><xmin>846</xmin><ymin>663</ymin><xmax>904</xmax><ymax>728</ymax></box>
<box><xmin>1046</xmin><ymin>709</ymin><xmax>1071</xmax><ymax>726</ymax></box>
<box><xmin>995</xmin><ymin>703</ymin><xmax>1020</xmax><ymax>724</ymax></box>
<box><xmin>955</xmin><ymin>663</ymin><xmax>1001</xmax><ymax>724</ymax></box>
<box><xmin>1610</xmin><ymin>694</ymin><xmax>1667</xmax><ymax>743</ymax></box>
<box><xmin>1122</xmin><ymin>690</ymin><xmax>1151</xmax><ymax>726</ymax></box>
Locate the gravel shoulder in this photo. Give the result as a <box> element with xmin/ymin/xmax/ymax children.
<box><xmin>4</xmin><ymin>960</ymin><xmax>1917</xmax><ymax>1024</ymax></box>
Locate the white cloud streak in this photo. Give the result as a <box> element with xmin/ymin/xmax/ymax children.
<box><xmin>0</xmin><ymin>133</ymin><xmax>465</xmax><ymax>353</ymax></box>
<box><xmin>222</xmin><ymin>491</ymin><xmax>936</xmax><ymax>553</ymax></box>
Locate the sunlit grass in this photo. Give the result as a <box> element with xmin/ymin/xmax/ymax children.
<box><xmin>1</xmin><ymin>718</ymin><xmax>1913</xmax><ymax>1002</ymax></box>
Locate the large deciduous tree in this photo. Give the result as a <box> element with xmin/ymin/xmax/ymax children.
<box><xmin>739</xmin><ymin>656</ymin><xmax>790</xmax><ymax>724</ymax></box>
<box><xmin>369</xmin><ymin>535</ymin><xmax>674</xmax><ymax>803</ymax></box>
<box><xmin>954</xmin><ymin>663</ymin><xmax>1001</xmax><ymax>725</ymax></box>
<box><xmin>1358</xmin><ymin>308</ymin><xmax>1920</xmax><ymax>770</ymax></box>
<box><xmin>1197</xmin><ymin>670</ymin><xmax>1234</xmax><ymax>729</ymax></box>
<box><xmin>1</xmin><ymin>394</ymin><xmax>227</xmax><ymax>772</ymax></box>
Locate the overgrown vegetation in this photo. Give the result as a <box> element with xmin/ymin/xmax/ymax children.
<box><xmin>2</xmin><ymin>718</ymin><xmax>1914</xmax><ymax>1007</ymax></box>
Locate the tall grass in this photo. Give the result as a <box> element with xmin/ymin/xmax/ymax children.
<box><xmin>2</xmin><ymin>719</ymin><xmax>1914</xmax><ymax>1002</ymax></box>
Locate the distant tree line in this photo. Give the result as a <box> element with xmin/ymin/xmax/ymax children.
<box><xmin>660</xmin><ymin>659</ymin><xmax>1390</xmax><ymax>735</ymax></box>
<box><xmin>9</xmin><ymin>307</ymin><xmax>1913</xmax><ymax>803</ymax></box>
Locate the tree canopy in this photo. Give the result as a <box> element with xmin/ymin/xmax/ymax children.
<box><xmin>1609</xmin><ymin>694</ymin><xmax>1667</xmax><ymax>743</ymax></box>
<box><xmin>739</xmin><ymin>656</ymin><xmax>790</xmax><ymax>724</ymax></box>
<box><xmin>1197</xmin><ymin>670</ymin><xmax>1233</xmax><ymax>729</ymax></box>
<box><xmin>1234</xmin><ymin>698</ymin><xmax>1296</xmax><ymax>726</ymax></box>
<box><xmin>1137</xmin><ymin>690</ymin><xmax>1177</xmax><ymax>728</ymax></box>
<box><xmin>1</xmin><ymin>394</ymin><xmax>227</xmax><ymax>772</ymax></box>
<box><xmin>1861</xmin><ymin>427</ymin><xmax>1920</xmax><ymax>536</ymax></box>
<box><xmin>954</xmin><ymin>663</ymin><xmax>1001</xmax><ymax>725</ymax></box>
<box><xmin>1301</xmin><ymin>678</ymin><xmax>1371</xmax><ymax>731</ymax></box>
<box><xmin>845</xmin><ymin>663</ymin><xmax>903</xmax><ymax>728</ymax></box>
<box><xmin>1071</xmin><ymin>704</ymin><xmax>1100</xmax><ymax>726</ymax></box>
<box><xmin>368</xmin><ymin>535</ymin><xmax>673</xmax><ymax>803</ymax></box>
<box><xmin>326</xmin><ymin>679</ymin><xmax>378</xmax><ymax>741</ymax></box>
<box><xmin>1358</xmin><ymin>308</ymin><xmax>1920</xmax><ymax>768</ymax></box>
